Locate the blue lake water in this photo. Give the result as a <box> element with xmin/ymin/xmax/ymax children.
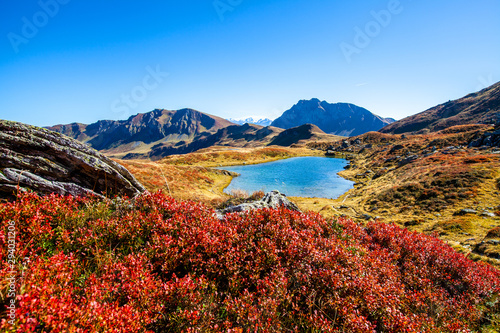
<box><xmin>218</xmin><ymin>157</ymin><xmax>354</xmax><ymax>199</ymax></box>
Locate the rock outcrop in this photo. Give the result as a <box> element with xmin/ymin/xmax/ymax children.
<box><xmin>0</xmin><ymin>120</ymin><xmax>146</xmax><ymax>200</ymax></box>
<box><xmin>468</xmin><ymin>127</ymin><xmax>500</xmax><ymax>148</ymax></box>
<box><xmin>216</xmin><ymin>190</ymin><xmax>300</xmax><ymax>218</ymax></box>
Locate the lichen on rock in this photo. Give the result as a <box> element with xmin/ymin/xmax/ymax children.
<box><xmin>0</xmin><ymin>120</ymin><xmax>146</xmax><ymax>200</ymax></box>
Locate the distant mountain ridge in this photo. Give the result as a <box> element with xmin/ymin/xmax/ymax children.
<box><xmin>48</xmin><ymin>108</ymin><xmax>343</xmax><ymax>160</ymax></box>
<box><xmin>48</xmin><ymin>99</ymin><xmax>393</xmax><ymax>160</ymax></box>
<box><xmin>271</xmin><ymin>99</ymin><xmax>394</xmax><ymax>136</ymax></box>
<box><xmin>228</xmin><ymin>118</ymin><xmax>273</xmax><ymax>127</ymax></box>
<box><xmin>48</xmin><ymin>108</ymin><xmax>234</xmax><ymax>157</ymax></box>
<box><xmin>127</xmin><ymin>123</ymin><xmax>342</xmax><ymax>160</ymax></box>
<box><xmin>380</xmin><ymin>81</ymin><xmax>500</xmax><ymax>134</ymax></box>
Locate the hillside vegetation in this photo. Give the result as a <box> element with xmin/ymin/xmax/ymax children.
<box><xmin>2</xmin><ymin>192</ymin><xmax>500</xmax><ymax>332</ymax></box>
<box><xmin>305</xmin><ymin>124</ymin><xmax>500</xmax><ymax>265</ymax></box>
<box><xmin>380</xmin><ymin>81</ymin><xmax>500</xmax><ymax>134</ymax></box>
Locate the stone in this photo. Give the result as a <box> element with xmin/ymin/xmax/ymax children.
<box><xmin>481</xmin><ymin>211</ymin><xmax>496</xmax><ymax>218</ymax></box>
<box><xmin>217</xmin><ymin>190</ymin><xmax>300</xmax><ymax>218</ymax></box>
<box><xmin>455</xmin><ymin>209</ymin><xmax>478</xmax><ymax>216</ymax></box>
<box><xmin>468</xmin><ymin>126</ymin><xmax>500</xmax><ymax>148</ymax></box>
<box><xmin>398</xmin><ymin>155</ymin><xmax>418</xmax><ymax>167</ymax></box>
<box><xmin>0</xmin><ymin>120</ymin><xmax>146</xmax><ymax>200</ymax></box>
<box><xmin>389</xmin><ymin>144</ymin><xmax>404</xmax><ymax>153</ymax></box>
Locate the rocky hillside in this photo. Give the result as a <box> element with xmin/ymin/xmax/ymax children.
<box><xmin>309</xmin><ymin>124</ymin><xmax>500</xmax><ymax>264</ymax></box>
<box><xmin>120</xmin><ymin>123</ymin><xmax>281</xmax><ymax>160</ymax></box>
<box><xmin>48</xmin><ymin>108</ymin><xmax>234</xmax><ymax>157</ymax></box>
<box><xmin>124</xmin><ymin>123</ymin><xmax>341</xmax><ymax>160</ymax></box>
<box><xmin>269</xmin><ymin>124</ymin><xmax>342</xmax><ymax>146</ymax></box>
<box><xmin>0</xmin><ymin>120</ymin><xmax>145</xmax><ymax>200</ymax></box>
<box><xmin>271</xmin><ymin>99</ymin><xmax>394</xmax><ymax>136</ymax></box>
<box><xmin>380</xmin><ymin>81</ymin><xmax>500</xmax><ymax>134</ymax></box>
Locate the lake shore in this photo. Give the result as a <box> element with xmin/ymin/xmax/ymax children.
<box><xmin>219</xmin><ymin>156</ymin><xmax>354</xmax><ymax>198</ymax></box>
<box><xmin>117</xmin><ymin>146</ymin><xmax>330</xmax><ymax>206</ymax></box>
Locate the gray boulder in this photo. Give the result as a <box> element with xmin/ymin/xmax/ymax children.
<box><xmin>0</xmin><ymin>120</ymin><xmax>146</xmax><ymax>199</ymax></box>
<box><xmin>468</xmin><ymin>128</ymin><xmax>500</xmax><ymax>148</ymax></box>
<box><xmin>398</xmin><ymin>155</ymin><xmax>419</xmax><ymax>167</ymax></box>
<box><xmin>217</xmin><ymin>190</ymin><xmax>300</xmax><ymax>218</ymax></box>
<box><xmin>455</xmin><ymin>209</ymin><xmax>478</xmax><ymax>216</ymax></box>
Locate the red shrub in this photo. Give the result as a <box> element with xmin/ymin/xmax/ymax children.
<box><xmin>1</xmin><ymin>192</ymin><xmax>499</xmax><ymax>332</ymax></box>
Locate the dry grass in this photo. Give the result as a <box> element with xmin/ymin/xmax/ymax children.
<box><xmin>116</xmin><ymin>159</ymin><xmax>233</xmax><ymax>207</ymax></box>
<box><xmin>302</xmin><ymin>125</ymin><xmax>500</xmax><ymax>266</ymax></box>
<box><xmin>159</xmin><ymin>146</ymin><xmax>325</xmax><ymax>167</ymax></box>
<box><xmin>117</xmin><ymin>147</ymin><xmax>321</xmax><ymax>208</ymax></box>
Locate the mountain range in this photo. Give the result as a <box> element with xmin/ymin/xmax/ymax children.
<box><xmin>48</xmin><ymin>109</ymin><xmax>233</xmax><ymax>158</ymax></box>
<box><xmin>227</xmin><ymin>118</ymin><xmax>273</xmax><ymax>127</ymax></box>
<box><xmin>49</xmin><ymin>99</ymin><xmax>385</xmax><ymax>159</ymax></box>
<box><xmin>271</xmin><ymin>99</ymin><xmax>395</xmax><ymax>136</ymax></box>
<box><xmin>124</xmin><ymin>123</ymin><xmax>341</xmax><ymax>160</ymax></box>
<box><xmin>48</xmin><ymin>82</ymin><xmax>500</xmax><ymax>160</ymax></box>
<box><xmin>380</xmin><ymin>81</ymin><xmax>500</xmax><ymax>134</ymax></box>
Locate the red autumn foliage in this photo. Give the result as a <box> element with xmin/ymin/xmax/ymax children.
<box><xmin>1</xmin><ymin>191</ymin><xmax>500</xmax><ymax>332</ymax></box>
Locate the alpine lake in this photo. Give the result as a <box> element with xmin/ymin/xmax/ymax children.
<box><xmin>219</xmin><ymin>156</ymin><xmax>354</xmax><ymax>199</ymax></box>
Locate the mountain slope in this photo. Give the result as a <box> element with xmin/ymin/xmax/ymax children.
<box><xmin>380</xmin><ymin>81</ymin><xmax>500</xmax><ymax>134</ymax></box>
<box><xmin>269</xmin><ymin>124</ymin><xmax>342</xmax><ymax>146</ymax></box>
<box><xmin>129</xmin><ymin>123</ymin><xmax>284</xmax><ymax>160</ymax></box>
<box><xmin>123</xmin><ymin>123</ymin><xmax>343</xmax><ymax>160</ymax></box>
<box><xmin>271</xmin><ymin>99</ymin><xmax>393</xmax><ymax>136</ymax></box>
<box><xmin>48</xmin><ymin>109</ymin><xmax>234</xmax><ymax>156</ymax></box>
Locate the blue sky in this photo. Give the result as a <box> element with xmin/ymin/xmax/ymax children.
<box><xmin>1</xmin><ymin>0</ymin><xmax>499</xmax><ymax>127</ymax></box>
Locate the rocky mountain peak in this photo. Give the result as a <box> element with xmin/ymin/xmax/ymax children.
<box><xmin>271</xmin><ymin>99</ymin><xmax>393</xmax><ymax>137</ymax></box>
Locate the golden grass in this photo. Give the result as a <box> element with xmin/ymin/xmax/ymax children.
<box><xmin>117</xmin><ymin>146</ymin><xmax>323</xmax><ymax>207</ymax></box>
<box><xmin>159</xmin><ymin>146</ymin><xmax>325</xmax><ymax>167</ymax></box>
<box><xmin>303</xmin><ymin>126</ymin><xmax>500</xmax><ymax>266</ymax></box>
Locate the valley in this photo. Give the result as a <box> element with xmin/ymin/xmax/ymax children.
<box><xmin>116</xmin><ymin>146</ymin><xmax>326</xmax><ymax>205</ymax></box>
<box><xmin>2</xmin><ymin>83</ymin><xmax>500</xmax><ymax>332</ymax></box>
<box><xmin>3</xmin><ymin>1</ymin><xmax>500</xmax><ymax>330</ymax></box>
<box><xmin>43</xmin><ymin>84</ymin><xmax>500</xmax><ymax>267</ymax></box>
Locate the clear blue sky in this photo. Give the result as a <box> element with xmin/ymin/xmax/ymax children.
<box><xmin>1</xmin><ymin>0</ymin><xmax>499</xmax><ymax>127</ymax></box>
